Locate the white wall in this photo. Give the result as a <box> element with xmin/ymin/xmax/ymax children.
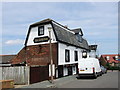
<box><xmin>58</xmin><ymin>43</ymin><xmax>87</xmax><ymax>65</ymax></box>
<box><xmin>63</xmin><ymin>67</ymin><xmax>68</xmax><ymax>76</ymax></box>
<box><xmin>90</xmin><ymin>50</ymin><xmax>96</xmax><ymax>58</ymax></box>
<box><xmin>27</xmin><ymin>24</ymin><xmax>57</xmax><ymax>46</ymax></box>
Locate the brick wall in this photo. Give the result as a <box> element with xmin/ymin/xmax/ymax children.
<box><xmin>11</xmin><ymin>43</ymin><xmax>58</xmax><ymax>66</ymax></box>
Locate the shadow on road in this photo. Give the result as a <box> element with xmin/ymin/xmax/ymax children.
<box><xmin>76</xmin><ymin>76</ymin><xmax>96</xmax><ymax>80</ymax></box>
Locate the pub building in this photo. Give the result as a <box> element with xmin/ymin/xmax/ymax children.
<box><xmin>11</xmin><ymin>19</ymin><xmax>97</xmax><ymax>81</ymax></box>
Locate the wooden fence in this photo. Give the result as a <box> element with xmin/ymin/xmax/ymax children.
<box><xmin>1</xmin><ymin>66</ymin><xmax>29</xmax><ymax>85</ymax></box>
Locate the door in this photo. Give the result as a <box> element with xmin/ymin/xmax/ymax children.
<box><xmin>58</xmin><ymin>65</ymin><xmax>63</xmax><ymax>78</ymax></box>
<box><xmin>68</xmin><ymin>66</ymin><xmax>72</xmax><ymax>75</ymax></box>
<box><xmin>30</xmin><ymin>66</ymin><xmax>49</xmax><ymax>84</ymax></box>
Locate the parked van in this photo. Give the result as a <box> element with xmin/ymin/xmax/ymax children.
<box><xmin>78</xmin><ymin>58</ymin><xmax>102</xmax><ymax>78</ymax></box>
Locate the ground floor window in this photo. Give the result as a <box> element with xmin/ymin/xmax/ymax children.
<box><xmin>65</xmin><ymin>49</ymin><xmax>70</xmax><ymax>62</ymax></box>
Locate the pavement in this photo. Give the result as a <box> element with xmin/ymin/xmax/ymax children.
<box><xmin>15</xmin><ymin>70</ymin><xmax>119</xmax><ymax>88</ymax></box>
<box><xmin>16</xmin><ymin>75</ymin><xmax>77</xmax><ymax>88</ymax></box>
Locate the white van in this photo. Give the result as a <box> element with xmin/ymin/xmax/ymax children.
<box><xmin>78</xmin><ymin>58</ymin><xmax>102</xmax><ymax>78</ymax></box>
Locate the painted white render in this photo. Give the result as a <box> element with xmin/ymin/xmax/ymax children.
<box><xmin>58</xmin><ymin>42</ymin><xmax>88</xmax><ymax>65</ymax></box>
<box><xmin>90</xmin><ymin>50</ymin><xmax>96</xmax><ymax>58</ymax></box>
<box><xmin>63</xmin><ymin>67</ymin><xmax>68</xmax><ymax>76</ymax></box>
<box><xmin>27</xmin><ymin>24</ymin><xmax>57</xmax><ymax>46</ymax></box>
<box><xmin>56</xmin><ymin>69</ymin><xmax>58</xmax><ymax>78</ymax></box>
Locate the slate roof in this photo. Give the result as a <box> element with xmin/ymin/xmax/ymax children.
<box><xmin>0</xmin><ymin>55</ymin><xmax>16</xmax><ymax>64</ymax></box>
<box><xmin>71</xmin><ymin>28</ymin><xmax>83</xmax><ymax>36</ymax></box>
<box><xmin>89</xmin><ymin>45</ymin><xmax>97</xmax><ymax>51</ymax></box>
<box><xmin>31</xmin><ymin>18</ymin><xmax>52</xmax><ymax>27</ymax></box>
<box><xmin>52</xmin><ymin>23</ymin><xmax>89</xmax><ymax>50</ymax></box>
<box><xmin>25</xmin><ymin>18</ymin><xmax>89</xmax><ymax>50</ymax></box>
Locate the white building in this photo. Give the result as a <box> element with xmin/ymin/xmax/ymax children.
<box><xmin>12</xmin><ymin>18</ymin><xmax>97</xmax><ymax>79</ymax></box>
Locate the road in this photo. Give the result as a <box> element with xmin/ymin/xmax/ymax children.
<box><xmin>20</xmin><ymin>71</ymin><xmax>119</xmax><ymax>88</ymax></box>
<box><xmin>56</xmin><ymin>71</ymin><xmax>118</xmax><ymax>88</ymax></box>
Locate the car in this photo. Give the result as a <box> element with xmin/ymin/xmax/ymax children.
<box><xmin>100</xmin><ymin>65</ymin><xmax>107</xmax><ymax>74</ymax></box>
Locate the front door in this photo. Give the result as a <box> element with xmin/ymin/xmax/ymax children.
<box><xmin>68</xmin><ymin>66</ymin><xmax>72</xmax><ymax>75</ymax></box>
<box><xmin>58</xmin><ymin>65</ymin><xmax>63</xmax><ymax>78</ymax></box>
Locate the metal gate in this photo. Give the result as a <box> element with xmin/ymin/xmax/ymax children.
<box><xmin>30</xmin><ymin>65</ymin><xmax>49</xmax><ymax>84</ymax></box>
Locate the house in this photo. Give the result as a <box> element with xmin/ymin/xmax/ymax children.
<box><xmin>11</xmin><ymin>18</ymin><xmax>97</xmax><ymax>83</ymax></box>
<box><xmin>99</xmin><ymin>54</ymin><xmax>120</xmax><ymax>67</ymax></box>
<box><xmin>0</xmin><ymin>55</ymin><xmax>16</xmax><ymax>67</ymax></box>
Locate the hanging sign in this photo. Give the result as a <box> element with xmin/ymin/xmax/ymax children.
<box><xmin>33</xmin><ymin>36</ymin><xmax>50</xmax><ymax>43</ymax></box>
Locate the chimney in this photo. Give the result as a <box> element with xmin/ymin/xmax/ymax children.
<box><xmin>64</xmin><ymin>25</ymin><xmax>68</xmax><ymax>29</ymax></box>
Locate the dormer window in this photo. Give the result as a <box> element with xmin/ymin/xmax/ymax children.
<box><xmin>76</xmin><ymin>34</ymin><xmax>83</xmax><ymax>43</ymax></box>
<box><xmin>38</xmin><ymin>26</ymin><xmax>44</xmax><ymax>36</ymax></box>
<box><xmin>106</xmin><ymin>56</ymin><xmax>110</xmax><ymax>60</ymax></box>
<box><xmin>115</xmin><ymin>56</ymin><xmax>118</xmax><ymax>60</ymax></box>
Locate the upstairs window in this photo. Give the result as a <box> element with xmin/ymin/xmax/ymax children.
<box><xmin>74</xmin><ymin>51</ymin><xmax>78</xmax><ymax>61</ymax></box>
<box><xmin>38</xmin><ymin>26</ymin><xmax>44</xmax><ymax>36</ymax></box>
<box><xmin>82</xmin><ymin>51</ymin><xmax>87</xmax><ymax>58</ymax></box>
<box><xmin>115</xmin><ymin>56</ymin><xmax>118</xmax><ymax>60</ymax></box>
<box><xmin>76</xmin><ymin>34</ymin><xmax>83</xmax><ymax>43</ymax></box>
<box><xmin>106</xmin><ymin>56</ymin><xmax>110</xmax><ymax>60</ymax></box>
<box><xmin>65</xmin><ymin>49</ymin><xmax>70</xmax><ymax>62</ymax></box>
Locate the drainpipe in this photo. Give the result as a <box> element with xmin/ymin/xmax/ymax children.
<box><xmin>48</xmin><ymin>27</ymin><xmax>54</xmax><ymax>83</ymax></box>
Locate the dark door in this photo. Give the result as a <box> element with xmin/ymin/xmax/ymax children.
<box><xmin>58</xmin><ymin>65</ymin><xmax>63</xmax><ymax>78</ymax></box>
<box><xmin>76</xmin><ymin>64</ymin><xmax>79</xmax><ymax>74</ymax></box>
<box><xmin>30</xmin><ymin>66</ymin><xmax>49</xmax><ymax>84</ymax></box>
<box><xmin>68</xmin><ymin>66</ymin><xmax>72</xmax><ymax>75</ymax></box>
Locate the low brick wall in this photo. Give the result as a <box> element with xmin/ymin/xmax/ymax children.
<box><xmin>0</xmin><ymin>80</ymin><xmax>14</xmax><ymax>89</ymax></box>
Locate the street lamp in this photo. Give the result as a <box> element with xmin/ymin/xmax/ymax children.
<box><xmin>48</xmin><ymin>27</ymin><xmax>54</xmax><ymax>83</ymax></box>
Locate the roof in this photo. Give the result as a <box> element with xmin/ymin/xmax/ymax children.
<box><xmin>31</xmin><ymin>18</ymin><xmax>52</xmax><ymax>27</ymax></box>
<box><xmin>0</xmin><ymin>55</ymin><xmax>16</xmax><ymax>64</ymax></box>
<box><xmin>25</xmin><ymin>19</ymin><xmax>89</xmax><ymax>50</ymax></box>
<box><xmin>71</xmin><ymin>28</ymin><xmax>83</xmax><ymax>36</ymax></box>
<box><xmin>89</xmin><ymin>45</ymin><xmax>97</xmax><ymax>51</ymax></box>
<box><xmin>100</xmin><ymin>54</ymin><xmax>120</xmax><ymax>63</ymax></box>
<box><xmin>52</xmin><ymin>23</ymin><xmax>89</xmax><ymax>50</ymax></box>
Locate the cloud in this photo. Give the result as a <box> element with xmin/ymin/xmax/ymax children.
<box><xmin>85</xmin><ymin>32</ymin><xmax>101</xmax><ymax>36</ymax></box>
<box><xmin>5</xmin><ymin>39</ymin><xmax>24</xmax><ymax>45</ymax></box>
<box><xmin>2</xmin><ymin>2</ymin><xmax>118</xmax><ymax>55</ymax></box>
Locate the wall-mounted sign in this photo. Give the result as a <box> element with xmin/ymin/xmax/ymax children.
<box><xmin>33</xmin><ymin>36</ymin><xmax>50</xmax><ymax>43</ymax></box>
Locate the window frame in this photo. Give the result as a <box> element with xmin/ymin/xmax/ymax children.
<box><xmin>65</xmin><ymin>49</ymin><xmax>70</xmax><ymax>62</ymax></box>
<box><xmin>38</xmin><ymin>26</ymin><xmax>44</xmax><ymax>36</ymax></box>
<box><xmin>74</xmin><ymin>51</ymin><xmax>78</xmax><ymax>61</ymax></box>
<box><xmin>82</xmin><ymin>51</ymin><xmax>87</xmax><ymax>58</ymax></box>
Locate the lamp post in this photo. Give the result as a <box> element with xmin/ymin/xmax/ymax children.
<box><xmin>48</xmin><ymin>27</ymin><xmax>54</xmax><ymax>83</ymax></box>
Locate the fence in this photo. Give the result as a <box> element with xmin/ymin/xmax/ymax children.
<box><xmin>1</xmin><ymin>66</ymin><xmax>29</xmax><ymax>85</ymax></box>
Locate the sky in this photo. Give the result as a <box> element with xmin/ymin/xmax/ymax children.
<box><xmin>1</xmin><ymin>1</ymin><xmax>118</xmax><ymax>56</ymax></box>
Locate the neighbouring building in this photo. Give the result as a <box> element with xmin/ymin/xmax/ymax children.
<box><xmin>99</xmin><ymin>54</ymin><xmax>120</xmax><ymax>67</ymax></box>
<box><xmin>11</xmin><ymin>19</ymin><xmax>97</xmax><ymax>83</ymax></box>
<box><xmin>0</xmin><ymin>55</ymin><xmax>16</xmax><ymax>67</ymax></box>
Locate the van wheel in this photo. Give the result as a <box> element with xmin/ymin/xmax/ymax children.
<box><xmin>93</xmin><ymin>73</ymin><xmax>97</xmax><ymax>79</ymax></box>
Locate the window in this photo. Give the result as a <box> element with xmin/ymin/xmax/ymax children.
<box><xmin>115</xmin><ymin>56</ymin><xmax>118</xmax><ymax>60</ymax></box>
<box><xmin>65</xmin><ymin>49</ymin><xmax>70</xmax><ymax>62</ymax></box>
<box><xmin>106</xmin><ymin>56</ymin><xmax>110</xmax><ymax>60</ymax></box>
<box><xmin>76</xmin><ymin>34</ymin><xmax>83</xmax><ymax>43</ymax></box>
<box><xmin>82</xmin><ymin>51</ymin><xmax>87</xmax><ymax>58</ymax></box>
<box><xmin>38</xmin><ymin>26</ymin><xmax>44</xmax><ymax>36</ymax></box>
<box><xmin>74</xmin><ymin>51</ymin><xmax>78</xmax><ymax>61</ymax></box>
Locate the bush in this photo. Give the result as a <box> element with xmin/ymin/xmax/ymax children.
<box><xmin>107</xmin><ymin>66</ymin><xmax>119</xmax><ymax>70</ymax></box>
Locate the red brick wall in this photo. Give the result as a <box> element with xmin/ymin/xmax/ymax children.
<box><xmin>11</xmin><ymin>43</ymin><xmax>58</xmax><ymax>66</ymax></box>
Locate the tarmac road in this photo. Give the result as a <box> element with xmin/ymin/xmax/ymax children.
<box><xmin>57</xmin><ymin>71</ymin><xmax>119</xmax><ymax>88</ymax></box>
<box><xmin>20</xmin><ymin>70</ymin><xmax>118</xmax><ymax>88</ymax></box>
